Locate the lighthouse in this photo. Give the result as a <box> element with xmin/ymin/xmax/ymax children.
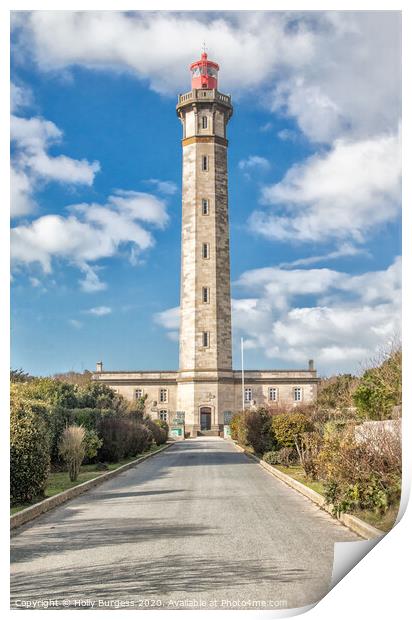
<box><xmin>93</xmin><ymin>51</ymin><xmax>319</xmax><ymax>437</ymax></box>
<box><xmin>175</xmin><ymin>51</ymin><xmax>234</xmax><ymax>434</ymax></box>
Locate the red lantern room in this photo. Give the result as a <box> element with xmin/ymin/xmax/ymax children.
<box><xmin>190</xmin><ymin>51</ymin><xmax>219</xmax><ymax>90</ymax></box>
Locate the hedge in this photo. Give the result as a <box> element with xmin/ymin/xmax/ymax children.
<box><xmin>10</xmin><ymin>395</ymin><xmax>50</xmax><ymax>504</ymax></box>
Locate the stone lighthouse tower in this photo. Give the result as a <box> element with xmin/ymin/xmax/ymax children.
<box><xmin>93</xmin><ymin>53</ymin><xmax>319</xmax><ymax>436</ymax></box>
<box><xmin>176</xmin><ymin>51</ymin><xmax>234</xmax><ymax>435</ymax></box>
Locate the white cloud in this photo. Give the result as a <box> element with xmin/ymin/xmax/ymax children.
<box><xmin>12</xmin><ymin>11</ymin><xmax>315</xmax><ymax>96</ymax></box>
<box><xmin>153</xmin><ymin>306</ymin><xmax>180</xmax><ymax>341</ymax></box>
<box><xmin>11</xmin><ymin>115</ymin><xmax>62</xmax><ymax>151</ymax></box>
<box><xmin>10</xmin><ymin>168</ymin><xmax>35</xmax><ymax>217</ymax></box>
<box><xmin>268</xmin><ymin>12</ymin><xmax>401</xmax><ymax>144</ymax></box>
<box><xmin>277</xmin><ymin>128</ymin><xmax>298</xmax><ymax>142</ymax></box>
<box><xmin>239</xmin><ymin>155</ymin><xmax>270</xmax><ymax>172</ymax></box>
<box><xmin>233</xmin><ymin>257</ymin><xmax>401</xmax><ymax>373</ymax></box>
<box><xmin>154</xmin><ymin>306</ymin><xmax>180</xmax><ymax>329</ymax></box>
<box><xmin>68</xmin><ymin>318</ymin><xmax>82</xmax><ymax>328</ymax></box>
<box><xmin>252</xmin><ymin>130</ymin><xmax>401</xmax><ymax>244</ymax></box>
<box><xmin>10</xmin><ymin>113</ymin><xmax>100</xmax><ymax>217</ymax></box>
<box><xmin>27</xmin><ymin>152</ymin><xmax>99</xmax><ymax>184</ymax></box>
<box><xmin>11</xmin><ymin>82</ymin><xmax>33</xmax><ymax>113</ymax></box>
<box><xmin>259</xmin><ymin>122</ymin><xmax>273</xmax><ymax>133</ymax></box>
<box><xmin>235</xmin><ymin>264</ymin><xmax>346</xmax><ymax>312</ymax></box>
<box><xmin>11</xmin><ymin>190</ymin><xmax>169</xmax><ymax>283</ymax></box>
<box><xmin>108</xmin><ymin>191</ymin><xmax>169</xmax><ymax>228</ymax></box>
<box><xmin>85</xmin><ymin>306</ymin><xmax>112</xmax><ymax>316</ymax></box>
<box><xmin>145</xmin><ymin>179</ymin><xmax>178</xmax><ymax>196</ymax></box>
<box><xmin>78</xmin><ymin>264</ymin><xmax>107</xmax><ymax>293</ymax></box>
<box><xmin>154</xmin><ymin>259</ymin><xmax>401</xmax><ymax>373</ymax></box>
<box><xmin>279</xmin><ymin>243</ymin><xmax>369</xmax><ymax>269</ymax></box>
<box><xmin>13</xmin><ymin>12</ymin><xmax>400</xmax><ymax>143</ymax></box>
<box><xmin>12</xmin><ymin>13</ymin><xmax>401</xmax><ymax>260</ymax></box>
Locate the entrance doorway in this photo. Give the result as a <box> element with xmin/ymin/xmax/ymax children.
<box><xmin>200</xmin><ymin>407</ymin><xmax>212</xmax><ymax>431</ymax></box>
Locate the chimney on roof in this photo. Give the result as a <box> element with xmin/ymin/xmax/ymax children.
<box><xmin>96</xmin><ymin>361</ymin><xmax>103</xmax><ymax>372</ymax></box>
<box><xmin>308</xmin><ymin>359</ymin><xmax>314</xmax><ymax>371</ymax></box>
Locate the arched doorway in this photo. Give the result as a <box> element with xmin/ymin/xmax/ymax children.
<box><xmin>200</xmin><ymin>407</ymin><xmax>212</xmax><ymax>431</ymax></box>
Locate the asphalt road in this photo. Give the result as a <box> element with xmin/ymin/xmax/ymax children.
<box><xmin>11</xmin><ymin>438</ymin><xmax>359</xmax><ymax>611</ymax></box>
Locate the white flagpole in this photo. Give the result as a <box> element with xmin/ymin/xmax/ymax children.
<box><xmin>241</xmin><ymin>337</ymin><xmax>245</xmax><ymax>411</ymax></box>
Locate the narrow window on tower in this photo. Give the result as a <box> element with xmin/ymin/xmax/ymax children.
<box><xmin>202</xmin><ymin>198</ymin><xmax>209</xmax><ymax>215</ymax></box>
<box><xmin>202</xmin><ymin>115</ymin><xmax>208</xmax><ymax>129</ymax></box>
<box><xmin>202</xmin><ymin>243</ymin><xmax>210</xmax><ymax>259</ymax></box>
<box><xmin>202</xmin><ymin>331</ymin><xmax>210</xmax><ymax>347</ymax></box>
<box><xmin>201</xmin><ymin>155</ymin><xmax>208</xmax><ymax>171</ymax></box>
<box><xmin>202</xmin><ymin>287</ymin><xmax>210</xmax><ymax>303</ymax></box>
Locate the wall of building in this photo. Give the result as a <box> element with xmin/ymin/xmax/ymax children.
<box><xmin>93</xmin><ymin>369</ymin><xmax>318</xmax><ymax>432</ymax></box>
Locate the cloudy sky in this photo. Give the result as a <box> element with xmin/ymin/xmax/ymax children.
<box><xmin>10</xmin><ymin>11</ymin><xmax>401</xmax><ymax>376</ymax></box>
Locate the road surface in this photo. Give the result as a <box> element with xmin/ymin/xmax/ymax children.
<box><xmin>11</xmin><ymin>437</ymin><xmax>358</xmax><ymax>610</ymax></box>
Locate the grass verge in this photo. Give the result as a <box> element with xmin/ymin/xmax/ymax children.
<box><xmin>274</xmin><ymin>465</ymin><xmax>326</xmax><ymax>495</ymax></box>
<box><xmin>11</xmin><ymin>444</ymin><xmax>166</xmax><ymax>515</ymax></box>
<box><xmin>273</xmin><ymin>463</ymin><xmax>398</xmax><ymax>532</ymax></box>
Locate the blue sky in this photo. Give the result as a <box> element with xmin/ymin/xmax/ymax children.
<box><xmin>10</xmin><ymin>11</ymin><xmax>401</xmax><ymax>377</ymax></box>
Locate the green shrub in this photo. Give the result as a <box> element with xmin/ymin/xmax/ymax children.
<box><xmin>83</xmin><ymin>429</ymin><xmax>103</xmax><ymax>461</ymax></box>
<box><xmin>353</xmin><ymin>348</ymin><xmax>401</xmax><ymax>420</ymax></box>
<box><xmin>324</xmin><ymin>476</ymin><xmax>401</xmax><ymax>517</ymax></box>
<box><xmin>154</xmin><ymin>418</ymin><xmax>169</xmax><ymax>434</ymax></box>
<box><xmin>295</xmin><ymin>431</ymin><xmax>323</xmax><ymax>479</ymax></box>
<box><xmin>271</xmin><ymin>412</ymin><xmax>313</xmax><ymax>448</ymax></box>
<box><xmin>263</xmin><ymin>447</ymin><xmax>296</xmax><ymax>467</ymax></box>
<box><xmin>72</xmin><ymin>407</ymin><xmax>104</xmax><ymax>431</ymax></box>
<box><xmin>243</xmin><ymin>408</ymin><xmax>274</xmax><ymax>454</ymax></box>
<box><xmin>317</xmin><ymin>374</ymin><xmax>359</xmax><ymax>409</ymax></box>
<box><xmin>77</xmin><ymin>382</ymin><xmax>119</xmax><ymax>409</ymax></box>
<box><xmin>11</xmin><ymin>395</ymin><xmax>50</xmax><ymax>504</ymax></box>
<box><xmin>317</xmin><ymin>423</ymin><xmax>401</xmax><ymax>515</ymax></box>
<box><xmin>144</xmin><ymin>417</ymin><xmax>167</xmax><ymax>445</ymax></box>
<box><xmin>263</xmin><ymin>451</ymin><xmax>280</xmax><ymax>466</ymax></box>
<box><xmin>124</xmin><ymin>421</ymin><xmax>152</xmax><ymax>457</ymax></box>
<box><xmin>59</xmin><ymin>425</ymin><xmax>86</xmax><ymax>482</ymax></box>
<box><xmin>47</xmin><ymin>406</ymin><xmax>75</xmax><ymax>465</ymax></box>
<box><xmin>125</xmin><ymin>395</ymin><xmax>147</xmax><ymax>420</ymax></box>
<box><xmin>97</xmin><ymin>417</ymin><xmax>129</xmax><ymax>462</ymax></box>
<box><xmin>229</xmin><ymin>412</ymin><xmax>243</xmax><ymax>441</ymax></box>
<box><xmin>12</xmin><ymin>377</ymin><xmax>79</xmax><ymax>409</ymax></box>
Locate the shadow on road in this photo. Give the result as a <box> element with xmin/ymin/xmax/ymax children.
<box><xmin>11</xmin><ymin>516</ymin><xmax>215</xmax><ymax>565</ymax></box>
<box><xmin>164</xmin><ymin>441</ymin><xmax>254</xmax><ymax>467</ymax></box>
<box><xmin>11</xmin><ymin>554</ymin><xmax>311</xmax><ymax>603</ymax></box>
